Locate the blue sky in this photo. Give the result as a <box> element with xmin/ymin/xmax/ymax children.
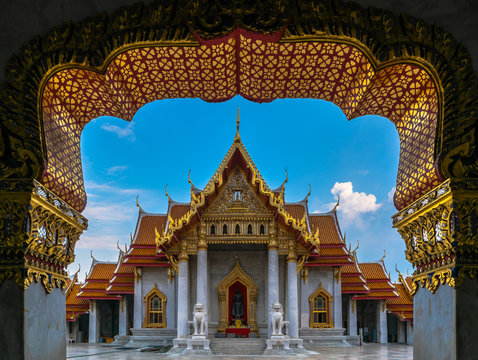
<box><xmin>71</xmin><ymin>96</ymin><xmax>413</xmax><ymax>281</ymax></box>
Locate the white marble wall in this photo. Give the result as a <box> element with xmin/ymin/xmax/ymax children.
<box><xmin>206</xmin><ymin>250</ymin><xmax>270</xmax><ymax>328</ymax></box>
<box><xmin>141</xmin><ymin>267</ymin><xmax>176</xmax><ymax>329</ymax></box>
<box><xmin>301</xmin><ymin>267</ymin><xmax>335</xmax><ymax>328</ymax></box>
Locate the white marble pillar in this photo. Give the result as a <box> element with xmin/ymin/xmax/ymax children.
<box><xmin>376</xmin><ymin>300</ymin><xmax>388</xmax><ymax>343</ymax></box>
<box><xmin>197</xmin><ymin>246</ymin><xmax>208</xmax><ymax>336</ymax></box>
<box><xmin>299</xmin><ymin>269</ymin><xmax>309</xmax><ymax>329</ymax></box>
<box><xmin>267</xmin><ymin>246</ymin><xmax>279</xmax><ymax>337</ymax></box>
<box><xmin>119</xmin><ymin>297</ymin><xmax>128</xmax><ymax>336</ymax></box>
<box><xmin>333</xmin><ymin>268</ymin><xmax>342</xmax><ymax>329</ymax></box>
<box><xmin>397</xmin><ymin>320</ymin><xmax>406</xmax><ymax>343</ymax></box>
<box><xmin>88</xmin><ymin>300</ymin><xmax>100</xmax><ymax>343</ymax></box>
<box><xmin>197</xmin><ymin>250</ymin><xmax>208</xmax><ymax>308</ymax></box>
<box><xmin>287</xmin><ymin>254</ymin><xmax>299</xmax><ymax>339</ymax></box>
<box><xmin>406</xmin><ymin>321</ymin><xmax>413</xmax><ymax>345</ymax></box>
<box><xmin>177</xmin><ymin>254</ymin><xmax>189</xmax><ymax>338</ymax></box>
<box><xmin>72</xmin><ymin>320</ymin><xmax>80</xmax><ymax>342</ymax></box>
<box><xmin>347</xmin><ymin>296</ymin><xmax>357</xmax><ymax>336</ymax></box>
<box><xmin>133</xmin><ymin>268</ymin><xmax>143</xmax><ymax>328</ymax></box>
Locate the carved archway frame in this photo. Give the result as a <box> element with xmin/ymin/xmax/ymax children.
<box><xmin>0</xmin><ymin>0</ymin><xmax>477</xmax><ymax>293</ymax></box>
<box><xmin>216</xmin><ymin>259</ymin><xmax>258</xmax><ymax>335</ymax></box>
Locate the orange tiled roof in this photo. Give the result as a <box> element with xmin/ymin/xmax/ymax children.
<box><xmin>359</xmin><ymin>263</ymin><xmax>391</xmax><ymax>280</ymax></box>
<box><xmin>133</xmin><ymin>214</ymin><xmax>167</xmax><ymax>246</ymax></box>
<box><xmin>107</xmin><ymin>284</ymin><xmax>134</xmax><ymax>294</ymax></box>
<box><xmin>66</xmin><ymin>283</ymin><xmax>89</xmax><ymax>307</ymax></box>
<box><xmin>341</xmin><ymin>256</ymin><xmax>368</xmax><ymax>293</ymax></box>
<box><xmin>128</xmin><ymin>247</ymin><xmax>157</xmax><ymax>256</ymax></box>
<box><xmin>170</xmin><ymin>204</ymin><xmax>190</xmax><ymax>221</ymax></box>
<box><xmin>285</xmin><ymin>204</ymin><xmax>306</xmax><ymax>221</ymax></box>
<box><xmin>309</xmin><ymin>214</ymin><xmax>344</xmax><ymax>246</ymax></box>
<box><xmin>110</xmin><ymin>275</ymin><xmax>134</xmax><ymax>285</ymax></box>
<box><xmin>387</xmin><ymin>274</ymin><xmax>414</xmax><ymax>322</ymax></box>
<box><xmin>77</xmin><ymin>259</ymin><xmax>121</xmax><ymax>300</ymax></box>
<box><xmin>88</xmin><ymin>263</ymin><xmax>117</xmax><ymax>280</ymax></box>
<box><xmin>66</xmin><ymin>282</ymin><xmax>89</xmax><ymax>321</ymax></box>
<box><xmin>353</xmin><ymin>262</ymin><xmax>399</xmax><ymax>300</ymax></box>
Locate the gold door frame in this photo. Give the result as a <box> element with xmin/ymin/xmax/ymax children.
<box><xmin>216</xmin><ymin>258</ymin><xmax>258</xmax><ymax>334</ymax></box>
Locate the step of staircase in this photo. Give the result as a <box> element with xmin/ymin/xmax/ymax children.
<box><xmin>209</xmin><ymin>338</ymin><xmax>267</xmax><ymax>355</ymax></box>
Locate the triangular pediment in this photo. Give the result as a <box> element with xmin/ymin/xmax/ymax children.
<box><xmin>204</xmin><ymin>168</ymin><xmax>271</xmax><ymax>215</ymax></box>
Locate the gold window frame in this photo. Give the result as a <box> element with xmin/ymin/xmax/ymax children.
<box><xmin>309</xmin><ymin>283</ymin><xmax>334</xmax><ymax>328</ymax></box>
<box><xmin>143</xmin><ymin>284</ymin><xmax>167</xmax><ymax>328</ymax></box>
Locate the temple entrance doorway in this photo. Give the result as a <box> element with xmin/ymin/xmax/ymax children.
<box><xmin>217</xmin><ymin>259</ymin><xmax>258</xmax><ymax>337</ymax></box>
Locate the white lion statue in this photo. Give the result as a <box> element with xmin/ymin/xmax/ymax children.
<box><xmin>193</xmin><ymin>303</ymin><xmax>207</xmax><ymax>336</ymax></box>
<box><xmin>270</xmin><ymin>302</ymin><xmax>284</xmax><ymax>336</ymax></box>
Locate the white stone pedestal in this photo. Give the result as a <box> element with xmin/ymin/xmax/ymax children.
<box><xmin>264</xmin><ymin>335</ymin><xmax>294</xmax><ymax>354</ymax></box>
<box><xmin>184</xmin><ymin>335</ymin><xmax>212</xmax><ymax>354</ymax></box>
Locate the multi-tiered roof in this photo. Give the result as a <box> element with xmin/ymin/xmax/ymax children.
<box><xmin>387</xmin><ymin>272</ymin><xmax>414</xmax><ymax>322</ymax></box>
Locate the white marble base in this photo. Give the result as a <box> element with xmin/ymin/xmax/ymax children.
<box><xmin>264</xmin><ymin>335</ymin><xmax>292</xmax><ymax>354</ymax></box>
<box><xmin>184</xmin><ymin>336</ymin><xmax>212</xmax><ymax>354</ymax></box>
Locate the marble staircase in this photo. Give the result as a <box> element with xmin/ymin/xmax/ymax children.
<box><xmin>209</xmin><ymin>338</ymin><xmax>267</xmax><ymax>355</ymax></box>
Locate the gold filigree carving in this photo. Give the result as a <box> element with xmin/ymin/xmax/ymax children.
<box><xmin>411</xmin><ymin>267</ymin><xmax>455</xmax><ymax>295</ymax></box>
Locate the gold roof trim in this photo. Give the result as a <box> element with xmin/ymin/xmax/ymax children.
<box><xmin>156</xmin><ymin>124</ymin><xmax>319</xmax><ymax>250</ymax></box>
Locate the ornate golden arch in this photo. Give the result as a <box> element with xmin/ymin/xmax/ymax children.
<box><xmin>216</xmin><ymin>258</ymin><xmax>258</xmax><ymax>335</ymax></box>
<box><xmin>309</xmin><ymin>283</ymin><xmax>333</xmax><ymax>328</ymax></box>
<box><xmin>143</xmin><ymin>283</ymin><xmax>167</xmax><ymax>328</ymax></box>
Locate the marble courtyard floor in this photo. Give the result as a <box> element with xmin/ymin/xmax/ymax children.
<box><xmin>67</xmin><ymin>343</ymin><xmax>413</xmax><ymax>359</ymax></box>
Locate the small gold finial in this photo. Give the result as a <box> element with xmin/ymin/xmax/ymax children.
<box><xmin>234</xmin><ymin>107</ymin><xmax>241</xmax><ymax>143</ymax></box>
<box><xmin>333</xmin><ymin>194</ymin><xmax>340</xmax><ymax>212</ymax></box>
<box><xmin>381</xmin><ymin>250</ymin><xmax>386</xmax><ymax>263</ymax></box>
<box><xmin>165</xmin><ymin>184</ymin><xmax>172</xmax><ymax>201</ymax></box>
<box><xmin>136</xmin><ymin>195</ymin><xmax>143</xmax><ymax>212</ymax></box>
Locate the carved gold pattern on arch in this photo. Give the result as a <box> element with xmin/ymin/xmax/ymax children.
<box><xmin>40</xmin><ymin>32</ymin><xmax>440</xmax><ymax>212</ymax></box>
<box><xmin>216</xmin><ymin>259</ymin><xmax>259</xmax><ymax>335</ymax></box>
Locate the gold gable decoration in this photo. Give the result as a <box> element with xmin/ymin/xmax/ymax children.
<box><xmin>155</xmin><ymin>125</ymin><xmax>320</xmax><ymax>251</ymax></box>
<box><xmin>204</xmin><ymin>169</ymin><xmax>270</xmax><ymax>215</ymax></box>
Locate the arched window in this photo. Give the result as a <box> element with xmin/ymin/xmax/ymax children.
<box><xmin>247</xmin><ymin>224</ymin><xmax>252</xmax><ymax>235</ymax></box>
<box><xmin>260</xmin><ymin>224</ymin><xmax>265</xmax><ymax>235</ymax></box>
<box><xmin>210</xmin><ymin>224</ymin><xmax>215</xmax><ymax>235</ymax></box>
<box><xmin>235</xmin><ymin>224</ymin><xmax>240</xmax><ymax>234</ymax></box>
<box><xmin>144</xmin><ymin>284</ymin><xmax>167</xmax><ymax>328</ymax></box>
<box><xmin>223</xmin><ymin>224</ymin><xmax>228</xmax><ymax>235</ymax></box>
<box><xmin>309</xmin><ymin>284</ymin><xmax>333</xmax><ymax>328</ymax></box>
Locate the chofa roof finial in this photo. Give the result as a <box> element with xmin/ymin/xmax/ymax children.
<box><xmin>136</xmin><ymin>195</ymin><xmax>143</xmax><ymax>212</ymax></box>
<box><xmin>333</xmin><ymin>193</ymin><xmax>340</xmax><ymax>212</ymax></box>
<box><xmin>234</xmin><ymin>107</ymin><xmax>241</xmax><ymax>143</ymax></box>
<box><xmin>165</xmin><ymin>184</ymin><xmax>172</xmax><ymax>202</ymax></box>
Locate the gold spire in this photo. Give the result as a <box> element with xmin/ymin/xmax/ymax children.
<box><xmin>234</xmin><ymin>107</ymin><xmax>241</xmax><ymax>143</ymax></box>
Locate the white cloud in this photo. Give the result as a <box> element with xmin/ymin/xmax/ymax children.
<box><xmin>330</xmin><ymin>182</ymin><xmax>382</xmax><ymax>225</ymax></box>
<box><xmin>82</xmin><ymin>202</ymin><xmax>136</xmax><ymax>222</ymax></box>
<box><xmin>75</xmin><ymin>233</ymin><xmax>120</xmax><ymax>250</ymax></box>
<box><xmin>85</xmin><ymin>181</ymin><xmax>139</xmax><ymax>195</ymax></box>
<box><xmin>101</xmin><ymin>122</ymin><xmax>135</xmax><ymax>141</ymax></box>
<box><xmin>387</xmin><ymin>187</ymin><xmax>396</xmax><ymax>203</ymax></box>
<box><xmin>106</xmin><ymin>165</ymin><xmax>128</xmax><ymax>176</ymax></box>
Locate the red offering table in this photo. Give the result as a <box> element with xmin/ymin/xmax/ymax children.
<box><xmin>226</xmin><ymin>328</ymin><xmax>250</xmax><ymax>338</ymax></box>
